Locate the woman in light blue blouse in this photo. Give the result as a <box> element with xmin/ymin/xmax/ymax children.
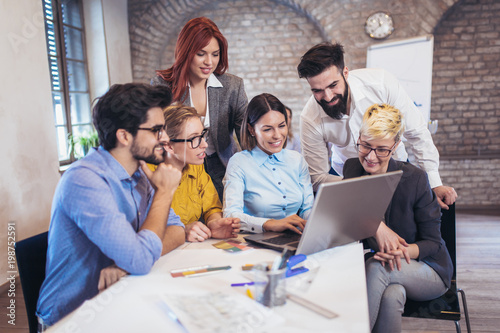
<box><xmin>223</xmin><ymin>93</ymin><xmax>314</xmax><ymax>233</ymax></box>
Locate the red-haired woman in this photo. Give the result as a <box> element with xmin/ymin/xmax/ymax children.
<box><xmin>152</xmin><ymin>17</ymin><xmax>248</xmax><ymax>201</ymax></box>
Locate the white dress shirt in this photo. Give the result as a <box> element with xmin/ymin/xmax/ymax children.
<box><xmin>300</xmin><ymin>68</ymin><xmax>441</xmax><ymax>191</ymax></box>
<box><xmin>188</xmin><ymin>74</ymin><xmax>223</xmax><ymax>156</ymax></box>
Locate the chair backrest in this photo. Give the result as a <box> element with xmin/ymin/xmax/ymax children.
<box><xmin>402</xmin><ymin>203</ymin><xmax>461</xmax><ymax>321</ymax></box>
<box><xmin>439</xmin><ymin>203</ymin><xmax>456</xmax><ymax>279</ymax></box>
<box><xmin>15</xmin><ymin>231</ymin><xmax>48</xmax><ymax>333</ymax></box>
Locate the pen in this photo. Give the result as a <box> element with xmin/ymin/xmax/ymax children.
<box><xmin>231</xmin><ymin>282</ymin><xmax>255</xmax><ymax>287</ymax></box>
<box><xmin>157</xmin><ymin>300</ymin><xmax>189</xmax><ymax>333</ymax></box>
<box><xmin>278</xmin><ymin>248</ymin><xmax>294</xmax><ymax>269</ymax></box>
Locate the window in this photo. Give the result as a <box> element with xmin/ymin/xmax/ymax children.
<box><xmin>43</xmin><ymin>0</ymin><xmax>92</xmax><ymax>165</ymax></box>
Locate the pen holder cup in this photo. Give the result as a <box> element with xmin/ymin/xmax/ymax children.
<box><xmin>253</xmin><ymin>263</ymin><xmax>286</xmax><ymax>307</ymax></box>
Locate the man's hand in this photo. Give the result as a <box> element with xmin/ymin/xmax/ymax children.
<box><xmin>432</xmin><ymin>185</ymin><xmax>457</xmax><ymax>210</ymax></box>
<box><xmin>185</xmin><ymin>221</ymin><xmax>211</xmax><ymax>242</ymax></box>
<box><xmin>140</xmin><ymin>161</ymin><xmax>181</xmax><ymax>196</ymax></box>
<box><xmin>207</xmin><ymin>217</ymin><xmax>240</xmax><ymax>239</ymax></box>
<box><xmin>263</xmin><ymin>215</ymin><xmax>306</xmax><ymax>234</ymax></box>
<box><xmin>98</xmin><ymin>264</ymin><xmax>128</xmax><ymax>292</ymax></box>
<box><xmin>375</xmin><ymin>222</ymin><xmax>410</xmax><ymax>270</ymax></box>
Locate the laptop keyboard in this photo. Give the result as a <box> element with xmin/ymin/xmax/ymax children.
<box><xmin>262</xmin><ymin>233</ymin><xmax>301</xmax><ymax>245</ymax></box>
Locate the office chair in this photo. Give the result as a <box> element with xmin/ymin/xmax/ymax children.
<box><xmin>15</xmin><ymin>231</ymin><xmax>48</xmax><ymax>333</ymax></box>
<box><xmin>403</xmin><ymin>204</ymin><xmax>471</xmax><ymax>333</ymax></box>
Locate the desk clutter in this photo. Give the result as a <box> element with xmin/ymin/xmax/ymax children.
<box><xmin>48</xmin><ymin>242</ymin><xmax>367</xmax><ymax>332</ymax></box>
<box><xmin>158</xmin><ymin>291</ymin><xmax>285</xmax><ymax>333</ymax></box>
<box><xmin>165</xmin><ymin>246</ymin><xmax>338</xmax><ymax>331</ymax></box>
<box><xmin>212</xmin><ymin>239</ymin><xmax>254</xmax><ymax>253</ymax></box>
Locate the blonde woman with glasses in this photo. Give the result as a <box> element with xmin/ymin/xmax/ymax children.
<box><xmin>343</xmin><ymin>104</ymin><xmax>452</xmax><ymax>333</ymax></box>
<box><xmin>150</xmin><ymin>104</ymin><xmax>240</xmax><ymax>242</ymax></box>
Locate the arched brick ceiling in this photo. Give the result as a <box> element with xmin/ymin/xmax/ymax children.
<box><xmin>129</xmin><ymin>0</ymin><xmax>460</xmax><ymax>82</ymax></box>
<box><xmin>128</xmin><ymin>0</ymin><xmax>329</xmax><ymax>82</ymax></box>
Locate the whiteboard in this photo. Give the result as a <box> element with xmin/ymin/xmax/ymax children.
<box><xmin>366</xmin><ymin>35</ymin><xmax>434</xmax><ymax>122</ymax></box>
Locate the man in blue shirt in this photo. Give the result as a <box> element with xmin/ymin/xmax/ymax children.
<box><xmin>37</xmin><ymin>83</ymin><xmax>185</xmax><ymax>328</ymax></box>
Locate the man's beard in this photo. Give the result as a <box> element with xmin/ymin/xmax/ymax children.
<box><xmin>316</xmin><ymin>82</ymin><xmax>349</xmax><ymax>120</ymax></box>
<box><xmin>131</xmin><ymin>141</ymin><xmax>164</xmax><ymax>165</ymax></box>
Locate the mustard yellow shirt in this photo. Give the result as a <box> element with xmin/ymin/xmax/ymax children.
<box><xmin>148</xmin><ymin>164</ymin><xmax>222</xmax><ymax>225</ymax></box>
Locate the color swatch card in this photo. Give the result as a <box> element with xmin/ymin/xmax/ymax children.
<box><xmin>212</xmin><ymin>240</ymin><xmax>254</xmax><ymax>253</ymax></box>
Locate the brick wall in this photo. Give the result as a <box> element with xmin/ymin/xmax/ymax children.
<box><xmin>432</xmin><ymin>0</ymin><xmax>500</xmax><ymax>156</ymax></box>
<box><xmin>430</xmin><ymin>0</ymin><xmax>500</xmax><ymax>211</ymax></box>
<box><xmin>129</xmin><ymin>0</ymin><xmax>458</xmax><ymax>135</ymax></box>
<box><xmin>158</xmin><ymin>0</ymin><xmax>325</xmax><ymax>130</ymax></box>
<box><xmin>128</xmin><ymin>0</ymin><xmax>500</xmax><ymax>209</ymax></box>
<box><xmin>440</xmin><ymin>158</ymin><xmax>500</xmax><ymax>208</ymax></box>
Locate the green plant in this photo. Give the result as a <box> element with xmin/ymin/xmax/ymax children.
<box><xmin>78</xmin><ymin>131</ymin><xmax>99</xmax><ymax>156</ymax></box>
<box><xmin>68</xmin><ymin>131</ymin><xmax>99</xmax><ymax>159</ymax></box>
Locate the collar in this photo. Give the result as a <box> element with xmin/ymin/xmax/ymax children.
<box><xmin>97</xmin><ymin>146</ymin><xmax>143</xmax><ymax>183</ymax></box>
<box><xmin>187</xmin><ymin>74</ymin><xmax>222</xmax><ymax>90</ymax></box>
<box><xmin>182</xmin><ymin>164</ymin><xmax>198</xmax><ymax>179</ymax></box>
<box><xmin>250</xmin><ymin>146</ymin><xmax>284</xmax><ymax>166</ymax></box>
<box><xmin>386</xmin><ymin>158</ymin><xmax>400</xmax><ymax>173</ymax></box>
<box><xmin>207</xmin><ymin>73</ymin><xmax>223</xmax><ymax>88</ymax></box>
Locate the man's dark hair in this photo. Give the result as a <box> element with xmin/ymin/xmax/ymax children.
<box><xmin>92</xmin><ymin>83</ymin><xmax>172</xmax><ymax>150</ymax></box>
<box><xmin>297</xmin><ymin>42</ymin><xmax>345</xmax><ymax>79</ymax></box>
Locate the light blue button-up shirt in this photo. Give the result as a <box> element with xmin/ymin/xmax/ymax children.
<box><xmin>37</xmin><ymin>147</ymin><xmax>183</xmax><ymax>325</ymax></box>
<box><xmin>223</xmin><ymin>146</ymin><xmax>314</xmax><ymax>233</ymax></box>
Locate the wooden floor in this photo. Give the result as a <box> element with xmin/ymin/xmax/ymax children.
<box><xmin>1</xmin><ymin>212</ymin><xmax>499</xmax><ymax>333</ymax></box>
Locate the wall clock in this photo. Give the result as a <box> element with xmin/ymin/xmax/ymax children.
<box><xmin>365</xmin><ymin>12</ymin><xmax>394</xmax><ymax>40</ymax></box>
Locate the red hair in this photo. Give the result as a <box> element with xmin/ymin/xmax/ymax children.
<box><xmin>156</xmin><ymin>17</ymin><xmax>229</xmax><ymax>102</ymax></box>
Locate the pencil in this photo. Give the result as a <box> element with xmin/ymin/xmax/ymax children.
<box><xmin>170</xmin><ymin>265</ymin><xmax>231</xmax><ymax>278</ymax></box>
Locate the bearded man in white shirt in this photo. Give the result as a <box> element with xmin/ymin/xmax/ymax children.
<box><xmin>297</xmin><ymin>42</ymin><xmax>457</xmax><ymax>210</ymax></box>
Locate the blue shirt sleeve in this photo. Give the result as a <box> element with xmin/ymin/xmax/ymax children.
<box><xmin>62</xmin><ymin>167</ymin><xmax>162</xmax><ymax>275</ymax></box>
<box><xmin>223</xmin><ymin>154</ymin><xmax>269</xmax><ymax>232</ymax></box>
<box><xmin>166</xmin><ymin>207</ymin><xmax>183</xmax><ymax>227</ymax></box>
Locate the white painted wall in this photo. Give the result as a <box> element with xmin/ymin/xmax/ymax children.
<box><xmin>0</xmin><ymin>0</ymin><xmax>133</xmax><ymax>288</ymax></box>
<box><xmin>83</xmin><ymin>0</ymin><xmax>110</xmax><ymax>101</ymax></box>
<box><xmin>0</xmin><ymin>0</ymin><xmax>60</xmax><ymax>284</ymax></box>
<box><xmin>103</xmin><ymin>0</ymin><xmax>133</xmax><ymax>85</ymax></box>
<box><xmin>84</xmin><ymin>0</ymin><xmax>132</xmax><ymax>102</ymax></box>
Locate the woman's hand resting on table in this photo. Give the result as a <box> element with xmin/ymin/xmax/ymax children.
<box><xmin>207</xmin><ymin>217</ymin><xmax>240</xmax><ymax>239</ymax></box>
<box><xmin>185</xmin><ymin>221</ymin><xmax>211</xmax><ymax>242</ymax></box>
<box><xmin>185</xmin><ymin>215</ymin><xmax>241</xmax><ymax>242</ymax></box>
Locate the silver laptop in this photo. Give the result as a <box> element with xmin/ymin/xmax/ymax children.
<box><xmin>244</xmin><ymin>170</ymin><xmax>403</xmax><ymax>255</ymax></box>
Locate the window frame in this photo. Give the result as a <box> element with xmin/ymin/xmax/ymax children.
<box><xmin>43</xmin><ymin>0</ymin><xmax>92</xmax><ymax>166</ymax></box>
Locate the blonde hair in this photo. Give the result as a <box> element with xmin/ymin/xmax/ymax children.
<box><xmin>162</xmin><ymin>103</ymin><xmax>199</xmax><ymax>139</ymax></box>
<box><xmin>359</xmin><ymin>104</ymin><xmax>404</xmax><ymax>142</ymax></box>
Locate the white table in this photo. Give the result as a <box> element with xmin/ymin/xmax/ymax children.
<box><xmin>48</xmin><ymin>240</ymin><xmax>369</xmax><ymax>333</ymax></box>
